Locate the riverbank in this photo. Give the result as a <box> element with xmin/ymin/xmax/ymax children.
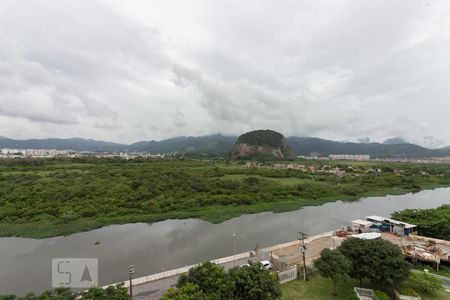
<box><xmin>2</xmin><ymin>187</ymin><xmax>449</xmax><ymax>295</ymax></box>
<box><xmin>0</xmin><ymin>184</ymin><xmax>449</xmax><ymax>239</ymax></box>
<box><xmin>1</xmin><ymin>159</ymin><xmax>450</xmax><ymax>238</ymax></box>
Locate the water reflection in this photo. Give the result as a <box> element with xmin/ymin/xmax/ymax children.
<box><xmin>0</xmin><ymin>188</ymin><xmax>449</xmax><ymax>295</ymax></box>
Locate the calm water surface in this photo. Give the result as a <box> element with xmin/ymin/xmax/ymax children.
<box><xmin>0</xmin><ymin>188</ymin><xmax>449</xmax><ymax>295</ymax></box>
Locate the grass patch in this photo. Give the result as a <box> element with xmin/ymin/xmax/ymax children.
<box><xmin>280</xmin><ymin>273</ymin><xmax>450</xmax><ymax>300</ymax></box>
<box><xmin>413</xmin><ymin>264</ymin><xmax>450</xmax><ymax>278</ymax></box>
<box><xmin>280</xmin><ymin>274</ymin><xmax>359</xmax><ymax>299</ymax></box>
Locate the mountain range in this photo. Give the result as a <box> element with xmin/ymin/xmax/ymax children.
<box><xmin>1</xmin><ymin>135</ymin><xmax>450</xmax><ymax>159</ymax></box>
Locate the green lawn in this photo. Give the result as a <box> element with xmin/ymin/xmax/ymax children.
<box><xmin>280</xmin><ymin>273</ymin><xmax>449</xmax><ymax>300</ymax></box>
<box><xmin>280</xmin><ymin>274</ymin><xmax>357</xmax><ymax>299</ymax></box>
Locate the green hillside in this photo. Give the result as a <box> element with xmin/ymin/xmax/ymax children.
<box><xmin>236</xmin><ymin>130</ymin><xmax>284</xmax><ymax>147</ymax></box>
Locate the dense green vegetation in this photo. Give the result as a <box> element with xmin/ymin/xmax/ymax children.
<box><xmin>391</xmin><ymin>205</ymin><xmax>450</xmax><ymax>240</ymax></box>
<box><xmin>0</xmin><ymin>284</ymin><xmax>128</xmax><ymax>300</ymax></box>
<box><xmin>337</xmin><ymin>238</ymin><xmax>411</xmax><ymax>289</ymax></box>
<box><xmin>313</xmin><ymin>238</ymin><xmax>414</xmax><ymax>297</ymax></box>
<box><xmin>314</xmin><ymin>248</ymin><xmax>350</xmax><ymax>296</ymax></box>
<box><xmin>1</xmin><ymin>158</ymin><xmax>450</xmax><ymax>238</ymax></box>
<box><xmin>163</xmin><ymin>261</ymin><xmax>281</xmax><ymax>300</ymax></box>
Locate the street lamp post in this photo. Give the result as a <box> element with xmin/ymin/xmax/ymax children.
<box><xmin>128</xmin><ymin>265</ymin><xmax>135</xmax><ymax>300</ymax></box>
<box><xmin>330</xmin><ymin>215</ymin><xmax>336</xmax><ymax>250</ymax></box>
<box><xmin>233</xmin><ymin>233</ymin><xmax>237</xmax><ymax>267</ymax></box>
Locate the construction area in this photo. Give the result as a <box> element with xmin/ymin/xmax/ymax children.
<box><xmin>352</xmin><ymin>215</ymin><xmax>450</xmax><ymax>268</ymax></box>
<box><xmin>258</xmin><ymin>215</ymin><xmax>449</xmax><ymax>274</ymax></box>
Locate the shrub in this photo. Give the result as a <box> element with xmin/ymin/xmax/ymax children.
<box><xmin>374</xmin><ymin>290</ymin><xmax>390</xmax><ymax>300</ymax></box>
<box><xmin>398</xmin><ymin>287</ymin><xmax>419</xmax><ymax>297</ymax></box>
<box><xmin>409</xmin><ymin>271</ymin><xmax>443</xmax><ymax>293</ymax></box>
<box><xmin>349</xmin><ymin>291</ymin><xmax>359</xmax><ymax>300</ymax></box>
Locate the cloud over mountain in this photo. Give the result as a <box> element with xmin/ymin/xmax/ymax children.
<box><xmin>0</xmin><ymin>0</ymin><xmax>449</xmax><ymax>147</ymax></box>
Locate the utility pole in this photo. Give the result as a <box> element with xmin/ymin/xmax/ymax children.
<box><xmin>233</xmin><ymin>233</ymin><xmax>237</xmax><ymax>267</ymax></box>
<box><xmin>128</xmin><ymin>265</ymin><xmax>135</xmax><ymax>300</ymax></box>
<box><xmin>400</xmin><ymin>224</ymin><xmax>405</xmax><ymax>248</ymax></box>
<box><xmin>299</xmin><ymin>231</ymin><xmax>308</xmax><ymax>281</ymax></box>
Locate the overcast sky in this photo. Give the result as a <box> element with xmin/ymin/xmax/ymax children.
<box><xmin>0</xmin><ymin>0</ymin><xmax>449</xmax><ymax>147</ymax></box>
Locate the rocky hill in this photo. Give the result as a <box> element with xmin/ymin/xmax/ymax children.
<box><xmin>230</xmin><ymin>130</ymin><xmax>295</xmax><ymax>160</ymax></box>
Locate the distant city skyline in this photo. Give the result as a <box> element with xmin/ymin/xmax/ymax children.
<box><xmin>1</xmin><ymin>0</ymin><xmax>450</xmax><ymax>147</ymax></box>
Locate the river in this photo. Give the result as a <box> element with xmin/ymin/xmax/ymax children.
<box><xmin>0</xmin><ymin>188</ymin><xmax>449</xmax><ymax>295</ymax></box>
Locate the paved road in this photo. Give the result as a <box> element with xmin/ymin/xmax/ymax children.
<box><xmin>132</xmin><ymin>257</ymin><xmax>258</xmax><ymax>300</ymax></box>
<box><xmin>131</xmin><ymin>235</ymin><xmax>339</xmax><ymax>299</ymax></box>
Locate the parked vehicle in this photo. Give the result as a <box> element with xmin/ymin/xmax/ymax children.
<box><xmin>260</xmin><ymin>260</ymin><xmax>272</xmax><ymax>270</ymax></box>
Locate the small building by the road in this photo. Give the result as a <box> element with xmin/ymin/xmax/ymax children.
<box><xmin>351</xmin><ymin>219</ymin><xmax>374</xmax><ymax>233</ymax></box>
<box><xmin>354</xmin><ymin>232</ymin><xmax>381</xmax><ymax>240</ymax></box>
<box><xmin>365</xmin><ymin>215</ymin><xmax>417</xmax><ymax>236</ymax></box>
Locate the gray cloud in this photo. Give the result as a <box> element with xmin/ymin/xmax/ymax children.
<box><xmin>0</xmin><ymin>0</ymin><xmax>449</xmax><ymax>147</ymax></box>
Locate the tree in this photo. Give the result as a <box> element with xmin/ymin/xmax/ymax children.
<box><xmin>162</xmin><ymin>283</ymin><xmax>208</xmax><ymax>300</ymax></box>
<box><xmin>364</xmin><ymin>239</ymin><xmax>411</xmax><ymax>288</ymax></box>
<box><xmin>337</xmin><ymin>238</ymin><xmax>373</xmax><ymax>287</ymax></box>
<box><xmin>339</xmin><ymin>238</ymin><xmax>411</xmax><ymax>289</ymax></box>
<box><xmin>392</xmin><ymin>205</ymin><xmax>450</xmax><ymax>240</ymax></box>
<box><xmin>409</xmin><ymin>271</ymin><xmax>443</xmax><ymax>293</ymax></box>
<box><xmin>0</xmin><ymin>296</ymin><xmax>18</xmax><ymax>300</ymax></box>
<box><xmin>176</xmin><ymin>262</ymin><xmax>234</xmax><ymax>300</ymax></box>
<box><xmin>79</xmin><ymin>284</ymin><xmax>129</xmax><ymax>300</ymax></box>
<box><xmin>314</xmin><ymin>248</ymin><xmax>351</xmax><ymax>296</ymax></box>
<box><xmin>39</xmin><ymin>287</ymin><xmax>76</xmax><ymax>299</ymax></box>
<box><xmin>228</xmin><ymin>262</ymin><xmax>281</xmax><ymax>300</ymax></box>
<box><xmin>0</xmin><ymin>285</ymin><xmax>128</xmax><ymax>300</ymax></box>
<box><xmin>167</xmin><ymin>261</ymin><xmax>282</xmax><ymax>300</ymax></box>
